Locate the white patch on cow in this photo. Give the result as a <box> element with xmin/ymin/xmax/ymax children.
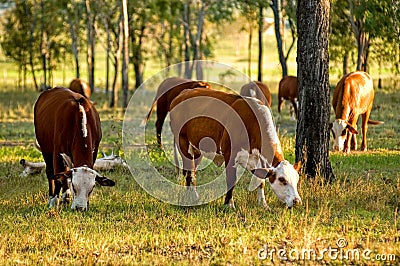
<box><xmin>79</xmin><ymin>103</ymin><xmax>88</xmax><ymax>138</ymax></box>
<box><xmin>268</xmin><ymin>160</ymin><xmax>301</xmax><ymax>208</ymax></box>
<box><xmin>332</xmin><ymin>119</ymin><xmax>347</xmax><ymax>151</ymax></box>
<box><xmin>69</xmin><ymin>166</ymin><xmax>98</xmax><ymax>210</ymax></box>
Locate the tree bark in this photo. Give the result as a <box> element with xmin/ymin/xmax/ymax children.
<box><xmin>86</xmin><ymin>0</ymin><xmax>96</xmax><ymax>92</ymax></box>
<box><xmin>296</xmin><ymin>0</ymin><xmax>334</xmax><ymax>181</ymax></box>
<box><xmin>66</xmin><ymin>2</ymin><xmax>80</xmax><ymax>78</ymax></box>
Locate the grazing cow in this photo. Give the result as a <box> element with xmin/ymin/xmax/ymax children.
<box><xmin>330</xmin><ymin>71</ymin><xmax>383</xmax><ymax>153</ymax></box>
<box><xmin>69</xmin><ymin>78</ymin><xmax>91</xmax><ymax>99</ymax></box>
<box><xmin>34</xmin><ymin>87</ymin><xmax>115</xmax><ymax>210</ymax></box>
<box><xmin>143</xmin><ymin>77</ymin><xmax>211</xmax><ymax>146</ymax></box>
<box><xmin>169</xmin><ymin>88</ymin><xmax>302</xmax><ymax>209</ymax></box>
<box><xmin>278</xmin><ymin>76</ymin><xmax>299</xmax><ymax>119</ymax></box>
<box><xmin>240</xmin><ymin>81</ymin><xmax>272</xmax><ymax>107</ymax></box>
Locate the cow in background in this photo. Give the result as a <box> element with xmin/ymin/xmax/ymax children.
<box><xmin>278</xmin><ymin>76</ymin><xmax>299</xmax><ymax>119</ymax></box>
<box><xmin>34</xmin><ymin>87</ymin><xmax>115</xmax><ymax>210</ymax></box>
<box><xmin>240</xmin><ymin>81</ymin><xmax>272</xmax><ymax>107</ymax></box>
<box><xmin>69</xmin><ymin>78</ymin><xmax>91</xmax><ymax>99</ymax></box>
<box><xmin>143</xmin><ymin>77</ymin><xmax>211</xmax><ymax>146</ymax></box>
<box><xmin>330</xmin><ymin>71</ymin><xmax>383</xmax><ymax>153</ymax></box>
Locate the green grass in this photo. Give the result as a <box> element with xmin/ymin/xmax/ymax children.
<box><xmin>1</xmin><ymin>25</ymin><xmax>400</xmax><ymax>265</ymax></box>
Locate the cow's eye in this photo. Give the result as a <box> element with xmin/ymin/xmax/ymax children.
<box><xmin>341</xmin><ymin>129</ymin><xmax>347</xmax><ymax>136</ymax></box>
<box><xmin>278</xmin><ymin>177</ymin><xmax>288</xmax><ymax>185</ymax></box>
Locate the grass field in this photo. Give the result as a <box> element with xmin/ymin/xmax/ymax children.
<box><xmin>1</xmin><ymin>20</ymin><xmax>400</xmax><ymax>264</ymax></box>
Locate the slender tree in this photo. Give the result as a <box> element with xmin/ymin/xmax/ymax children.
<box><xmin>296</xmin><ymin>0</ymin><xmax>334</xmax><ymax>181</ymax></box>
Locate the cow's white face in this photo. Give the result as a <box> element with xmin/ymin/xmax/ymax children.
<box><xmin>65</xmin><ymin>167</ymin><xmax>115</xmax><ymax>211</ymax></box>
<box><xmin>252</xmin><ymin>160</ymin><xmax>301</xmax><ymax>208</ymax></box>
<box><xmin>331</xmin><ymin>119</ymin><xmax>358</xmax><ymax>152</ymax></box>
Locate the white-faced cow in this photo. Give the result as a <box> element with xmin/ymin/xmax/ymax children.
<box><xmin>331</xmin><ymin>71</ymin><xmax>383</xmax><ymax>153</ymax></box>
<box><xmin>240</xmin><ymin>81</ymin><xmax>272</xmax><ymax>107</ymax></box>
<box><xmin>69</xmin><ymin>78</ymin><xmax>91</xmax><ymax>99</ymax></box>
<box><xmin>278</xmin><ymin>76</ymin><xmax>299</xmax><ymax>119</ymax></box>
<box><xmin>34</xmin><ymin>87</ymin><xmax>115</xmax><ymax>210</ymax></box>
<box><xmin>143</xmin><ymin>77</ymin><xmax>211</xmax><ymax>146</ymax></box>
<box><xmin>169</xmin><ymin>88</ymin><xmax>302</xmax><ymax>209</ymax></box>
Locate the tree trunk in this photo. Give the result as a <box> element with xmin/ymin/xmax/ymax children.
<box><xmin>257</xmin><ymin>4</ymin><xmax>263</xmax><ymax>82</ymax></box>
<box><xmin>28</xmin><ymin>0</ymin><xmax>38</xmax><ymax>91</ymax></box>
<box><xmin>121</xmin><ymin>0</ymin><xmax>129</xmax><ymax>108</ymax></box>
<box><xmin>296</xmin><ymin>0</ymin><xmax>334</xmax><ymax>181</ymax></box>
<box><xmin>183</xmin><ymin>0</ymin><xmax>192</xmax><ymax>79</ymax></box>
<box><xmin>110</xmin><ymin>17</ymin><xmax>123</xmax><ymax>108</ymax></box>
<box><xmin>66</xmin><ymin>3</ymin><xmax>80</xmax><ymax>78</ymax></box>
<box><xmin>271</xmin><ymin>0</ymin><xmax>288</xmax><ymax>78</ymax></box>
<box><xmin>247</xmin><ymin>23</ymin><xmax>252</xmax><ymax>79</ymax></box>
<box><xmin>86</xmin><ymin>0</ymin><xmax>95</xmax><ymax>92</ymax></box>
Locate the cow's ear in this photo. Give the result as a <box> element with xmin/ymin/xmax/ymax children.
<box><xmin>53</xmin><ymin>170</ymin><xmax>72</xmax><ymax>181</ymax></box>
<box><xmin>95</xmin><ymin>175</ymin><xmax>115</xmax><ymax>187</ymax></box>
<box><xmin>251</xmin><ymin>168</ymin><xmax>275</xmax><ymax>183</ymax></box>
<box><xmin>345</xmin><ymin>123</ymin><xmax>358</xmax><ymax>134</ymax></box>
<box><xmin>293</xmin><ymin>161</ymin><xmax>302</xmax><ymax>172</ymax></box>
<box><xmin>60</xmin><ymin>153</ymin><xmax>74</xmax><ymax>169</ymax></box>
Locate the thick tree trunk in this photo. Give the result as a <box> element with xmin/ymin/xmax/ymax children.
<box><xmin>296</xmin><ymin>0</ymin><xmax>334</xmax><ymax>181</ymax></box>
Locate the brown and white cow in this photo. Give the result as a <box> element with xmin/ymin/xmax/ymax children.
<box><xmin>69</xmin><ymin>78</ymin><xmax>91</xmax><ymax>99</ymax></box>
<box><xmin>169</xmin><ymin>88</ymin><xmax>302</xmax><ymax>209</ymax></box>
<box><xmin>240</xmin><ymin>81</ymin><xmax>272</xmax><ymax>107</ymax></box>
<box><xmin>331</xmin><ymin>71</ymin><xmax>383</xmax><ymax>153</ymax></box>
<box><xmin>34</xmin><ymin>87</ymin><xmax>115</xmax><ymax>210</ymax></box>
<box><xmin>278</xmin><ymin>76</ymin><xmax>299</xmax><ymax>119</ymax></box>
<box><xmin>143</xmin><ymin>77</ymin><xmax>211</xmax><ymax>146</ymax></box>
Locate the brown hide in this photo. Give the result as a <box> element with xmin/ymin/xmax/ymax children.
<box><xmin>69</xmin><ymin>78</ymin><xmax>91</xmax><ymax>99</ymax></box>
<box><xmin>278</xmin><ymin>76</ymin><xmax>299</xmax><ymax>118</ymax></box>
<box><xmin>144</xmin><ymin>77</ymin><xmax>211</xmax><ymax>145</ymax></box>
<box><xmin>240</xmin><ymin>81</ymin><xmax>272</xmax><ymax>107</ymax></box>
<box><xmin>34</xmin><ymin>87</ymin><xmax>101</xmax><ymax>197</ymax></box>
<box><xmin>332</xmin><ymin>71</ymin><xmax>382</xmax><ymax>151</ymax></box>
<box><xmin>169</xmin><ymin>88</ymin><xmax>282</xmax><ymax>205</ymax></box>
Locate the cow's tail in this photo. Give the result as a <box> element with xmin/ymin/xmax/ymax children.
<box><xmin>141</xmin><ymin>99</ymin><xmax>157</xmax><ymax>127</ymax></box>
<box><xmin>368</xmin><ymin>119</ymin><xmax>384</xmax><ymax>125</ymax></box>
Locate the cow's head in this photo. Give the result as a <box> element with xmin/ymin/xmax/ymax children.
<box><xmin>330</xmin><ymin>119</ymin><xmax>358</xmax><ymax>151</ymax></box>
<box><xmin>252</xmin><ymin>161</ymin><xmax>302</xmax><ymax>208</ymax></box>
<box><xmin>55</xmin><ymin>156</ymin><xmax>115</xmax><ymax>211</ymax></box>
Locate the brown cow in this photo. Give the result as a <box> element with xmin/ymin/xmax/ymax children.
<box><xmin>240</xmin><ymin>81</ymin><xmax>272</xmax><ymax>107</ymax></box>
<box><xmin>169</xmin><ymin>88</ymin><xmax>301</xmax><ymax>209</ymax></box>
<box><xmin>278</xmin><ymin>76</ymin><xmax>299</xmax><ymax>119</ymax></box>
<box><xmin>34</xmin><ymin>87</ymin><xmax>115</xmax><ymax>210</ymax></box>
<box><xmin>69</xmin><ymin>78</ymin><xmax>91</xmax><ymax>99</ymax></box>
<box><xmin>143</xmin><ymin>77</ymin><xmax>211</xmax><ymax>146</ymax></box>
<box><xmin>330</xmin><ymin>71</ymin><xmax>383</xmax><ymax>153</ymax></box>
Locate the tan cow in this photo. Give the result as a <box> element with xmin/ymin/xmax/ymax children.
<box><xmin>143</xmin><ymin>77</ymin><xmax>210</xmax><ymax>146</ymax></box>
<box><xmin>240</xmin><ymin>81</ymin><xmax>272</xmax><ymax>107</ymax></box>
<box><xmin>330</xmin><ymin>71</ymin><xmax>383</xmax><ymax>153</ymax></box>
<box><xmin>278</xmin><ymin>76</ymin><xmax>299</xmax><ymax>119</ymax></box>
<box><xmin>169</xmin><ymin>88</ymin><xmax>301</xmax><ymax>209</ymax></box>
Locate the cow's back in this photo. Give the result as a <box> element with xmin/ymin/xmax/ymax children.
<box><xmin>34</xmin><ymin>87</ymin><xmax>101</xmax><ymax>168</ymax></box>
<box><xmin>332</xmin><ymin>71</ymin><xmax>374</xmax><ymax>119</ymax></box>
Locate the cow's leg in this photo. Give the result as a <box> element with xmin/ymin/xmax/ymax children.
<box><xmin>43</xmin><ymin>153</ymin><xmax>58</xmax><ymax>208</ymax></box>
<box><xmin>224</xmin><ymin>159</ymin><xmax>237</xmax><ymax>209</ymax></box>
<box><xmin>179</xmin><ymin>135</ymin><xmax>199</xmax><ymax>202</ymax></box>
<box><xmin>360</xmin><ymin>112</ymin><xmax>369</xmax><ymax>151</ymax></box>
<box><xmin>343</xmin><ymin>131</ymin><xmax>352</xmax><ymax>153</ymax></box>
<box><xmin>257</xmin><ymin>179</ymin><xmax>269</xmax><ymax>209</ymax></box>
<box><xmin>277</xmin><ymin>97</ymin><xmax>284</xmax><ymax>118</ymax></box>
<box><xmin>155</xmin><ymin>103</ymin><xmax>168</xmax><ymax>146</ymax></box>
<box><xmin>350</xmin><ymin>117</ymin><xmax>358</xmax><ymax>151</ymax></box>
<box><xmin>291</xmin><ymin>98</ymin><xmax>299</xmax><ymax>119</ymax></box>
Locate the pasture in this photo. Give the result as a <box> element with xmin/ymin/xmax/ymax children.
<box><xmin>0</xmin><ymin>75</ymin><xmax>399</xmax><ymax>264</ymax></box>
